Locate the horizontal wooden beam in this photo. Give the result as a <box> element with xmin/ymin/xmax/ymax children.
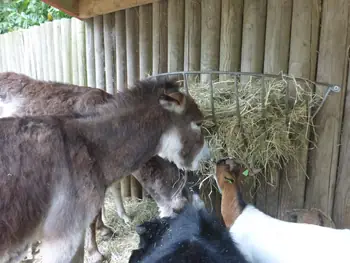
<box><xmin>78</xmin><ymin>0</ymin><xmax>160</xmax><ymax>19</ymax></box>
<box><xmin>42</xmin><ymin>0</ymin><xmax>79</xmax><ymax>18</ymax></box>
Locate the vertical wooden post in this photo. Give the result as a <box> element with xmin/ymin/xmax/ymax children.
<box><xmin>53</xmin><ymin>20</ymin><xmax>63</xmax><ymax>81</ymax></box>
<box><xmin>256</xmin><ymin>0</ymin><xmax>292</xmax><ymax>218</ymax></box>
<box><xmin>28</xmin><ymin>27</ymin><xmax>37</xmax><ymax>79</ymax></box>
<box><xmin>125</xmin><ymin>7</ymin><xmax>140</xmax><ymax>199</ymax></box>
<box><xmin>278</xmin><ymin>0</ymin><xmax>321</xmax><ymax>221</ymax></box>
<box><xmin>103</xmin><ymin>13</ymin><xmax>116</xmax><ymax>94</ymax></box>
<box><xmin>138</xmin><ymin>3</ymin><xmax>153</xmax><ymax>199</ymax></box>
<box><xmin>152</xmin><ymin>0</ymin><xmax>168</xmax><ymax>74</ymax></box>
<box><xmin>61</xmin><ymin>19</ymin><xmax>72</xmax><ymax>83</ymax></box>
<box><xmin>34</xmin><ymin>26</ymin><xmax>44</xmax><ymax>80</ymax></box>
<box><xmin>184</xmin><ymin>0</ymin><xmax>201</xmax><ymax>72</ymax></box>
<box><xmin>241</xmin><ymin>0</ymin><xmax>266</xmax><ymax>77</ymax></box>
<box><xmin>200</xmin><ymin>0</ymin><xmax>221</xmax><ymax>82</ymax></box>
<box><xmin>115</xmin><ymin>10</ymin><xmax>127</xmax><ymax>200</ymax></box>
<box><xmin>168</xmin><ymin>0</ymin><xmax>185</xmax><ymax>72</ymax></box>
<box><xmin>139</xmin><ymin>4</ymin><xmax>153</xmax><ymax>78</ymax></box>
<box><xmin>219</xmin><ymin>0</ymin><xmax>243</xmax><ymax>80</ymax></box>
<box><xmin>71</xmin><ymin>18</ymin><xmax>79</xmax><ymax>85</ymax></box>
<box><xmin>115</xmin><ymin>10</ymin><xmax>127</xmax><ymax>92</ymax></box>
<box><xmin>94</xmin><ymin>15</ymin><xmax>105</xmax><ymax>90</ymax></box>
<box><xmin>45</xmin><ymin>22</ymin><xmax>56</xmax><ymax>81</ymax></box>
<box><xmin>76</xmin><ymin>19</ymin><xmax>87</xmax><ymax>86</ymax></box>
<box><xmin>306</xmin><ymin>0</ymin><xmax>349</xmax><ymax>218</ymax></box>
<box><xmin>85</xmin><ymin>18</ymin><xmax>96</xmax><ymax>88</ymax></box>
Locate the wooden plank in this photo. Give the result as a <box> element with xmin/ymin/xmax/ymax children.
<box><xmin>311</xmin><ymin>0</ymin><xmax>350</xmax><ymax>222</ymax></box>
<box><xmin>139</xmin><ymin>4</ymin><xmax>152</xmax><ymax>78</ymax></box>
<box><xmin>61</xmin><ymin>19</ymin><xmax>72</xmax><ymax>83</ymax></box>
<box><xmin>45</xmin><ymin>22</ymin><xmax>56</xmax><ymax>81</ymax></box>
<box><xmin>115</xmin><ymin>10</ymin><xmax>127</xmax><ymax>91</ymax></box>
<box><xmin>85</xmin><ymin>18</ymin><xmax>96</xmax><ymax>87</ymax></box>
<box><xmin>76</xmin><ymin>19</ymin><xmax>87</xmax><ymax>86</ymax></box>
<box><xmin>241</xmin><ymin>0</ymin><xmax>266</xmax><ymax>84</ymax></box>
<box><xmin>0</xmin><ymin>36</ymin><xmax>6</xmax><ymax>71</ymax></box>
<box><xmin>137</xmin><ymin>3</ymin><xmax>153</xmax><ymax>199</ymax></box>
<box><xmin>78</xmin><ymin>0</ymin><xmax>159</xmax><ymax>19</ymax></box>
<box><xmin>34</xmin><ymin>26</ymin><xmax>44</xmax><ymax>80</ymax></box>
<box><xmin>278</xmin><ymin>0</ymin><xmax>321</xmax><ymax>221</ymax></box>
<box><xmin>53</xmin><ymin>20</ymin><xmax>63</xmax><ymax>81</ymax></box>
<box><xmin>152</xmin><ymin>0</ymin><xmax>168</xmax><ymax>74</ymax></box>
<box><xmin>219</xmin><ymin>0</ymin><xmax>243</xmax><ymax>81</ymax></box>
<box><xmin>103</xmin><ymin>13</ymin><xmax>116</xmax><ymax>94</ymax></box>
<box><xmin>71</xmin><ymin>18</ymin><xmax>79</xmax><ymax>85</ymax></box>
<box><xmin>167</xmin><ymin>0</ymin><xmax>185</xmax><ymax>72</ymax></box>
<box><xmin>306</xmin><ymin>0</ymin><xmax>349</xmax><ymax>217</ymax></box>
<box><xmin>200</xmin><ymin>0</ymin><xmax>221</xmax><ymax>82</ymax></box>
<box><xmin>334</xmin><ymin>49</ymin><xmax>350</xmax><ymax>228</ymax></box>
<box><xmin>28</xmin><ymin>28</ymin><xmax>37</xmax><ymax>79</ymax></box>
<box><xmin>93</xmin><ymin>15</ymin><xmax>105</xmax><ymax>89</ymax></box>
<box><xmin>125</xmin><ymin>7</ymin><xmax>139</xmax><ymax>199</ymax></box>
<box><xmin>184</xmin><ymin>0</ymin><xmax>201</xmax><ymax>73</ymax></box>
<box><xmin>257</xmin><ymin>0</ymin><xmax>293</xmax><ymax>218</ymax></box>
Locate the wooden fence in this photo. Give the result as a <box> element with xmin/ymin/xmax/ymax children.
<box><xmin>0</xmin><ymin>0</ymin><xmax>350</xmax><ymax>228</ymax></box>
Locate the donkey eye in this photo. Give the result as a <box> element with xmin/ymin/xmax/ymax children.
<box><xmin>196</xmin><ymin>121</ymin><xmax>203</xmax><ymax>127</ymax></box>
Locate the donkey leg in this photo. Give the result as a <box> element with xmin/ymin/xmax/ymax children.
<box><xmin>40</xmin><ymin>230</ymin><xmax>85</xmax><ymax>263</ymax></box>
<box><xmin>86</xmin><ymin>213</ymin><xmax>105</xmax><ymax>263</ymax></box>
<box><xmin>109</xmin><ymin>181</ymin><xmax>131</xmax><ymax>223</ymax></box>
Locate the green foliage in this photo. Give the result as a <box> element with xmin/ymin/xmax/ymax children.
<box><xmin>0</xmin><ymin>0</ymin><xmax>71</xmax><ymax>34</ymax></box>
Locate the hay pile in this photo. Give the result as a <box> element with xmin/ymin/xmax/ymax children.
<box><xmin>96</xmin><ymin>195</ymin><xmax>159</xmax><ymax>263</ymax></box>
<box><xmin>187</xmin><ymin>76</ymin><xmax>323</xmax><ymax>185</ymax></box>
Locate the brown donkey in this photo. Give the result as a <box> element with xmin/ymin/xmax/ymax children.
<box><xmin>0</xmin><ymin>72</ymin><xmax>196</xmax><ymax>261</ymax></box>
<box><xmin>0</xmin><ymin>73</ymin><xmax>209</xmax><ymax>262</ymax></box>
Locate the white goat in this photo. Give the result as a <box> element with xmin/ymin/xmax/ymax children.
<box><xmin>215</xmin><ymin>158</ymin><xmax>350</xmax><ymax>263</ymax></box>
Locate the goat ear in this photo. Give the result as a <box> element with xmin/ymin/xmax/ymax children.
<box><xmin>159</xmin><ymin>92</ymin><xmax>186</xmax><ymax>114</ymax></box>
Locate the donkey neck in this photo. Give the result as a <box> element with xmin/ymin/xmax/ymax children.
<box><xmin>72</xmin><ymin>106</ymin><xmax>171</xmax><ymax>184</ymax></box>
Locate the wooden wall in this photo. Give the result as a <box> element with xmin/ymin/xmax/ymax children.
<box><xmin>1</xmin><ymin>0</ymin><xmax>350</xmax><ymax>228</ymax></box>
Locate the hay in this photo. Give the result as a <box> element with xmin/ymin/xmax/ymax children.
<box><xmin>96</xmin><ymin>194</ymin><xmax>159</xmax><ymax>263</ymax></box>
<box><xmin>186</xmin><ymin>76</ymin><xmax>323</xmax><ymax>186</ymax></box>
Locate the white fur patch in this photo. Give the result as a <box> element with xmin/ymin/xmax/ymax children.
<box><xmin>230</xmin><ymin>205</ymin><xmax>350</xmax><ymax>263</ymax></box>
<box><xmin>190</xmin><ymin>121</ymin><xmax>201</xmax><ymax>132</ymax></box>
<box><xmin>157</xmin><ymin>127</ymin><xmax>185</xmax><ymax>169</ymax></box>
<box><xmin>190</xmin><ymin>141</ymin><xmax>210</xmax><ymax>171</ymax></box>
<box><xmin>0</xmin><ymin>95</ymin><xmax>25</xmax><ymax>118</ymax></box>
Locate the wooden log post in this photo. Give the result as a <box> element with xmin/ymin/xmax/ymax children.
<box><xmin>103</xmin><ymin>13</ymin><xmax>116</xmax><ymax>94</ymax></box>
<box><xmin>200</xmin><ymin>0</ymin><xmax>221</xmax><ymax>83</ymax></box>
<box><xmin>115</xmin><ymin>10</ymin><xmax>127</xmax><ymax>91</ymax></box>
<box><xmin>71</xmin><ymin>18</ymin><xmax>79</xmax><ymax>85</ymax></box>
<box><xmin>34</xmin><ymin>26</ymin><xmax>44</xmax><ymax>80</ymax></box>
<box><xmin>76</xmin><ymin>19</ymin><xmax>86</xmax><ymax>86</ymax></box>
<box><xmin>85</xmin><ymin>18</ymin><xmax>96</xmax><ymax>88</ymax></box>
<box><xmin>115</xmin><ymin>10</ymin><xmax>127</xmax><ymax>199</ymax></box>
<box><xmin>152</xmin><ymin>0</ymin><xmax>168</xmax><ymax>74</ymax></box>
<box><xmin>256</xmin><ymin>0</ymin><xmax>292</xmax><ymax>218</ymax></box>
<box><xmin>184</xmin><ymin>0</ymin><xmax>201</xmax><ymax>74</ymax></box>
<box><xmin>53</xmin><ymin>20</ymin><xmax>63</xmax><ymax>81</ymax></box>
<box><xmin>61</xmin><ymin>19</ymin><xmax>72</xmax><ymax>83</ymax></box>
<box><xmin>307</xmin><ymin>0</ymin><xmax>349</xmax><ymax>221</ymax></box>
<box><xmin>219</xmin><ymin>0</ymin><xmax>243</xmax><ymax>81</ymax></box>
<box><xmin>278</xmin><ymin>0</ymin><xmax>321</xmax><ymax>221</ymax></box>
<box><xmin>168</xmin><ymin>0</ymin><xmax>185</xmax><ymax>72</ymax></box>
<box><xmin>93</xmin><ymin>15</ymin><xmax>105</xmax><ymax>90</ymax></box>
<box><xmin>125</xmin><ymin>7</ymin><xmax>140</xmax><ymax>199</ymax></box>
<box><xmin>138</xmin><ymin>4</ymin><xmax>153</xmax><ymax>199</ymax></box>
<box><xmin>240</xmin><ymin>0</ymin><xmax>266</xmax><ymax>85</ymax></box>
<box><xmin>40</xmin><ymin>22</ymin><xmax>50</xmax><ymax>81</ymax></box>
<box><xmin>45</xmin><ymin>22</ymin><xmax>56</xmax><ymax>81</ymax></box>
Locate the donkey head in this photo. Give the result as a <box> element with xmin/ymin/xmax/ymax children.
<box><xmin>155</xmin><ymin>79</ymin><xmax>210</xmax><ymax>171</ymax></box>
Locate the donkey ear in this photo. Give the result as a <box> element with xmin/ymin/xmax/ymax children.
<box><xmin>159</xmin><ymin>92</ymin><xmax>186</xmax><ymax>114</ymax></box>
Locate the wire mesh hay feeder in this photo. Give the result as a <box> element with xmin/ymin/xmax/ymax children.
<box><xmin>148</xmin><ymin>71</ymin><xmax>340</xmax><ymax>195</ymax></box>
